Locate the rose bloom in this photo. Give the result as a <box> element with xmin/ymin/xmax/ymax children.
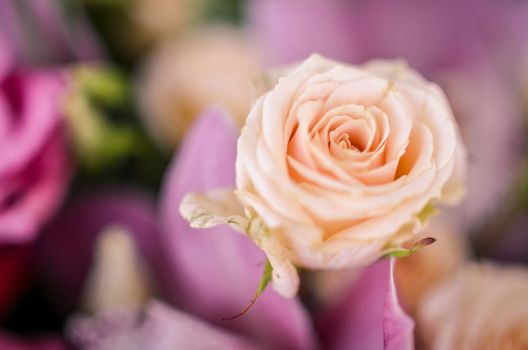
<box><xmin>181</xmin><ymin>55</ymin><xmax>466</xmax><ymax>297</ymax></box>
<box><xmin>418</xmin><ymin>262</ymin><xmax>528</xmax><ymax>349</ymax></box>
<box><xmin>0</xmin><ymin>35</ymin><xmax>70</xmax><ymax>242</ymax></box>
<box><xmin>137</xmin><ymin>26</ymin><xmax>262</xmax><ymax>149</ymax></box>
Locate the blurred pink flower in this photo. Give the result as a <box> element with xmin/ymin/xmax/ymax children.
<box><xmin>0</xmin><ymin>35</ymin><xmax>70</xmax><ymax>243</ymax></box>
<box><xmin>68</xmin><ymin>108</ymin><xmax>413</xmax><ymax>349</ymax></box>
<box><xmin>418</xmin><ymin>262</ymin><xmax>528</xmax><ymax>349</ymax></box>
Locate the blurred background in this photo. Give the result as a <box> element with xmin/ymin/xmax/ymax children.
<box><xmin>1</xmin><ymin>0</ymin><xmax>528</xmax><ymax>348</ymax></box>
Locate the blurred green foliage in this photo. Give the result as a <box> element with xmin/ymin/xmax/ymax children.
<box><xmin>65</xmin><ymin>65</ymin><xmax>169</xmax><ymax>191</ymax></box>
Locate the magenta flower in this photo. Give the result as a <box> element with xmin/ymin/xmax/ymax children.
<box><xmin>69</xmin><ymin>108</ymin><xmax>413</xmax><ymax>350</ymax></box>
<box><xmin>0</xmin><ymin>34</ymin><xmax>70</xmax><ymax>243</ymax></box>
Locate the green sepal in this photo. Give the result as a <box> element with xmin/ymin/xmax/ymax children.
<box><xmin>257</xmin><ymin>260</ymin><xmax>273</xmax><ymax>295</ymax></box>
<box><xmin>222</xmin><ymin>260</ymin><xmax>273</xmax><ymax>320</ymax></box>
<box><xmin>382</xmin><ymin>237</ymin><xmax>437</xmax><ymax>258</ymax></box>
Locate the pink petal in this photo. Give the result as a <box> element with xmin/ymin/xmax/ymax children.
<box><xmin>248</xmin><ymin>0</ymin><xmax>359</xmax><ymax>65</ymax></box>
<box><xmin>0</xmin><ymin>71</ymin><xmax>66</xmax><ymax>175</ymax></box>
<box><xmin>69</xmin><ymin>300</ymin><xmax>261</xmax><ymax>350</ymax></box>
<box><xmin>0</xmin><ymin>132</ymin><xmax>70</xmax><ymax>243</ymax></box>
<box><xmin>0</xmin><ymin>1</ymin><xmax>102</xmax><ymax>63</ymax></box>
<box><xmin>318</xmin><ymin>259</ymin><xmax>414</xmax><ymax>350</ymax></box>
<box><xmin>0</xmin><ymin>70</ymin><xmax>71</xmax><ymax>243</ymax></box>
<box><xmin>159</xmin><ymin>107</ymin><xmax>317</xmax><ymax>350</ymax></box>
<box><xmin>0</xmin><ymin>34</ymin><xmax>13</xmax><ymax>81</ymax></box>
<box><xmin>248</xmin><ymin>0</ymin><xmax>485</xmax><ymax>71</ymax></box>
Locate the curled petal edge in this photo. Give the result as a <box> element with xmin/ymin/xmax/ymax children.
<box><xmin>179</xmin><ymin>189</ymin><xmax>299</xmax><ymax>298</ymax></box>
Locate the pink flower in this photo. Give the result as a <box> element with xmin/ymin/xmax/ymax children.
<box><xmin>0</xmin><ymin>35</ymin><xmax>70</xmax><ymax>243</ymax></box>
<box><xmin>68</xmin><ymin>108</ymin><xmax>414</xmax><ymax>350</ymax></box>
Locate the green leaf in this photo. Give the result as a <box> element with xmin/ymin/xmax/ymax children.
<box><xmin>257</xmin><ymin>260</ymin><xmax>273</xmax><ymax>295</ymax></box>
<box><xmin>222</xmin><ymin>260</ymin><xmax>273</xmax><ymax>320</ymax></box>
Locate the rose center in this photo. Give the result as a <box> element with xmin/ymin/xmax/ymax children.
<box><xmin>329</xmin><ymin>118</ymin><xmax>371</xmax><ymax>153</ymax></box>
<box><xmin>336</xmin><ymin>133</ymin><xmax>355</xmax><ymax>150</ymax></box>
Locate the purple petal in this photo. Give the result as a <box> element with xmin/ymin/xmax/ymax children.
<box><xmin>438</xmin><ymin>61</ymin><xmax>523</xmax><ymax>229</ymax></box>
<box><xmin>69</xmin><ymin>300</ymin><xmax>262</xmax><ymax>350</ymax></box>
<box><xmin>0</xmin><ymin>0</ymin><xmax>103</xmax><ymax>64</ymax></box>
<box><xmin>248</xmin><ymin>0</ymin><xmax>359</xmax><ymax>65</ymax></box>
<box><xmin>318</xmin><ymin>259</ymin><xmax>414</xmax><ymax>350</ymax></box>
<box><xmin>35</xmin><ymin>190</ymin><xmax>160</xmax><ymax>317</ymax></box>
<box><xmin>0</xmin><ymin>34</ymin><xmax>13</xmax><ymax>81</ymax></box>
<box><xmin>159</xmin><ymin>107</ymin><xmax>317</xmax><ymax>350</ymax></box>
<box><xmin>248</xmin><ymin>0</ymin><xmax>491</xmax><ymax>71</ymax></box>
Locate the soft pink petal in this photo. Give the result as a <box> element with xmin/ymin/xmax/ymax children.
<box><xmin>0</xmin><ymin>132</ymin><xmax>70</xmax><ymax>243</ymax></box>
<box><xmin>0</xmin><ymin>0</ymin><xmax>102</xmax><ymax>63</ymax></box>
<box><xmin>69</xmin><ymin>300</ymin><xmax>262</xmax><ymax>350</ymax></box>
<box><xmin>0</xmin><ymin>71</ymin><xmax>66</xmax><ymax>175</ymax></box>
<box><xmin>0</xmin><ymin>34</ymin><xmax>13</xmax><ymax>81</ymax></box>
<box><xmin>248</xmin><ymin>0</ymin><xmax>485</xmax><ymax>71</ymax></box>
<box><xmin>248</xmin><ymin>0</ymin><xmax>359</xmax><ymax>65</ymax></box>
<box><xmin>160</xmin><ymin>107</ymin><xmax>317</xmax><ymax>350</ymax></box>
<box><xmin>0</xmin><ymin>69</ymin><xmax>71</xmax><ymax>243</ymax></box>
<box><xmin>318</xmin><ymin>259</ymin><xmax>414</xmax><ymax>350</ymax></box>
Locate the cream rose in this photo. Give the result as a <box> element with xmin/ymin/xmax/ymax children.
<box><xmin>137</xmin><ymin>26</ymin><xmax>262</xmax><ymax>149</ymax></box>
<box><xmin>418</xmin><ymin>263</ymin><xmax>528</xmax><ymax>349</ymax></box>
<box><xmin>181</xmin><ymin>54</ymin><xmax>466</xmax><ymax>297</ymax></box>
